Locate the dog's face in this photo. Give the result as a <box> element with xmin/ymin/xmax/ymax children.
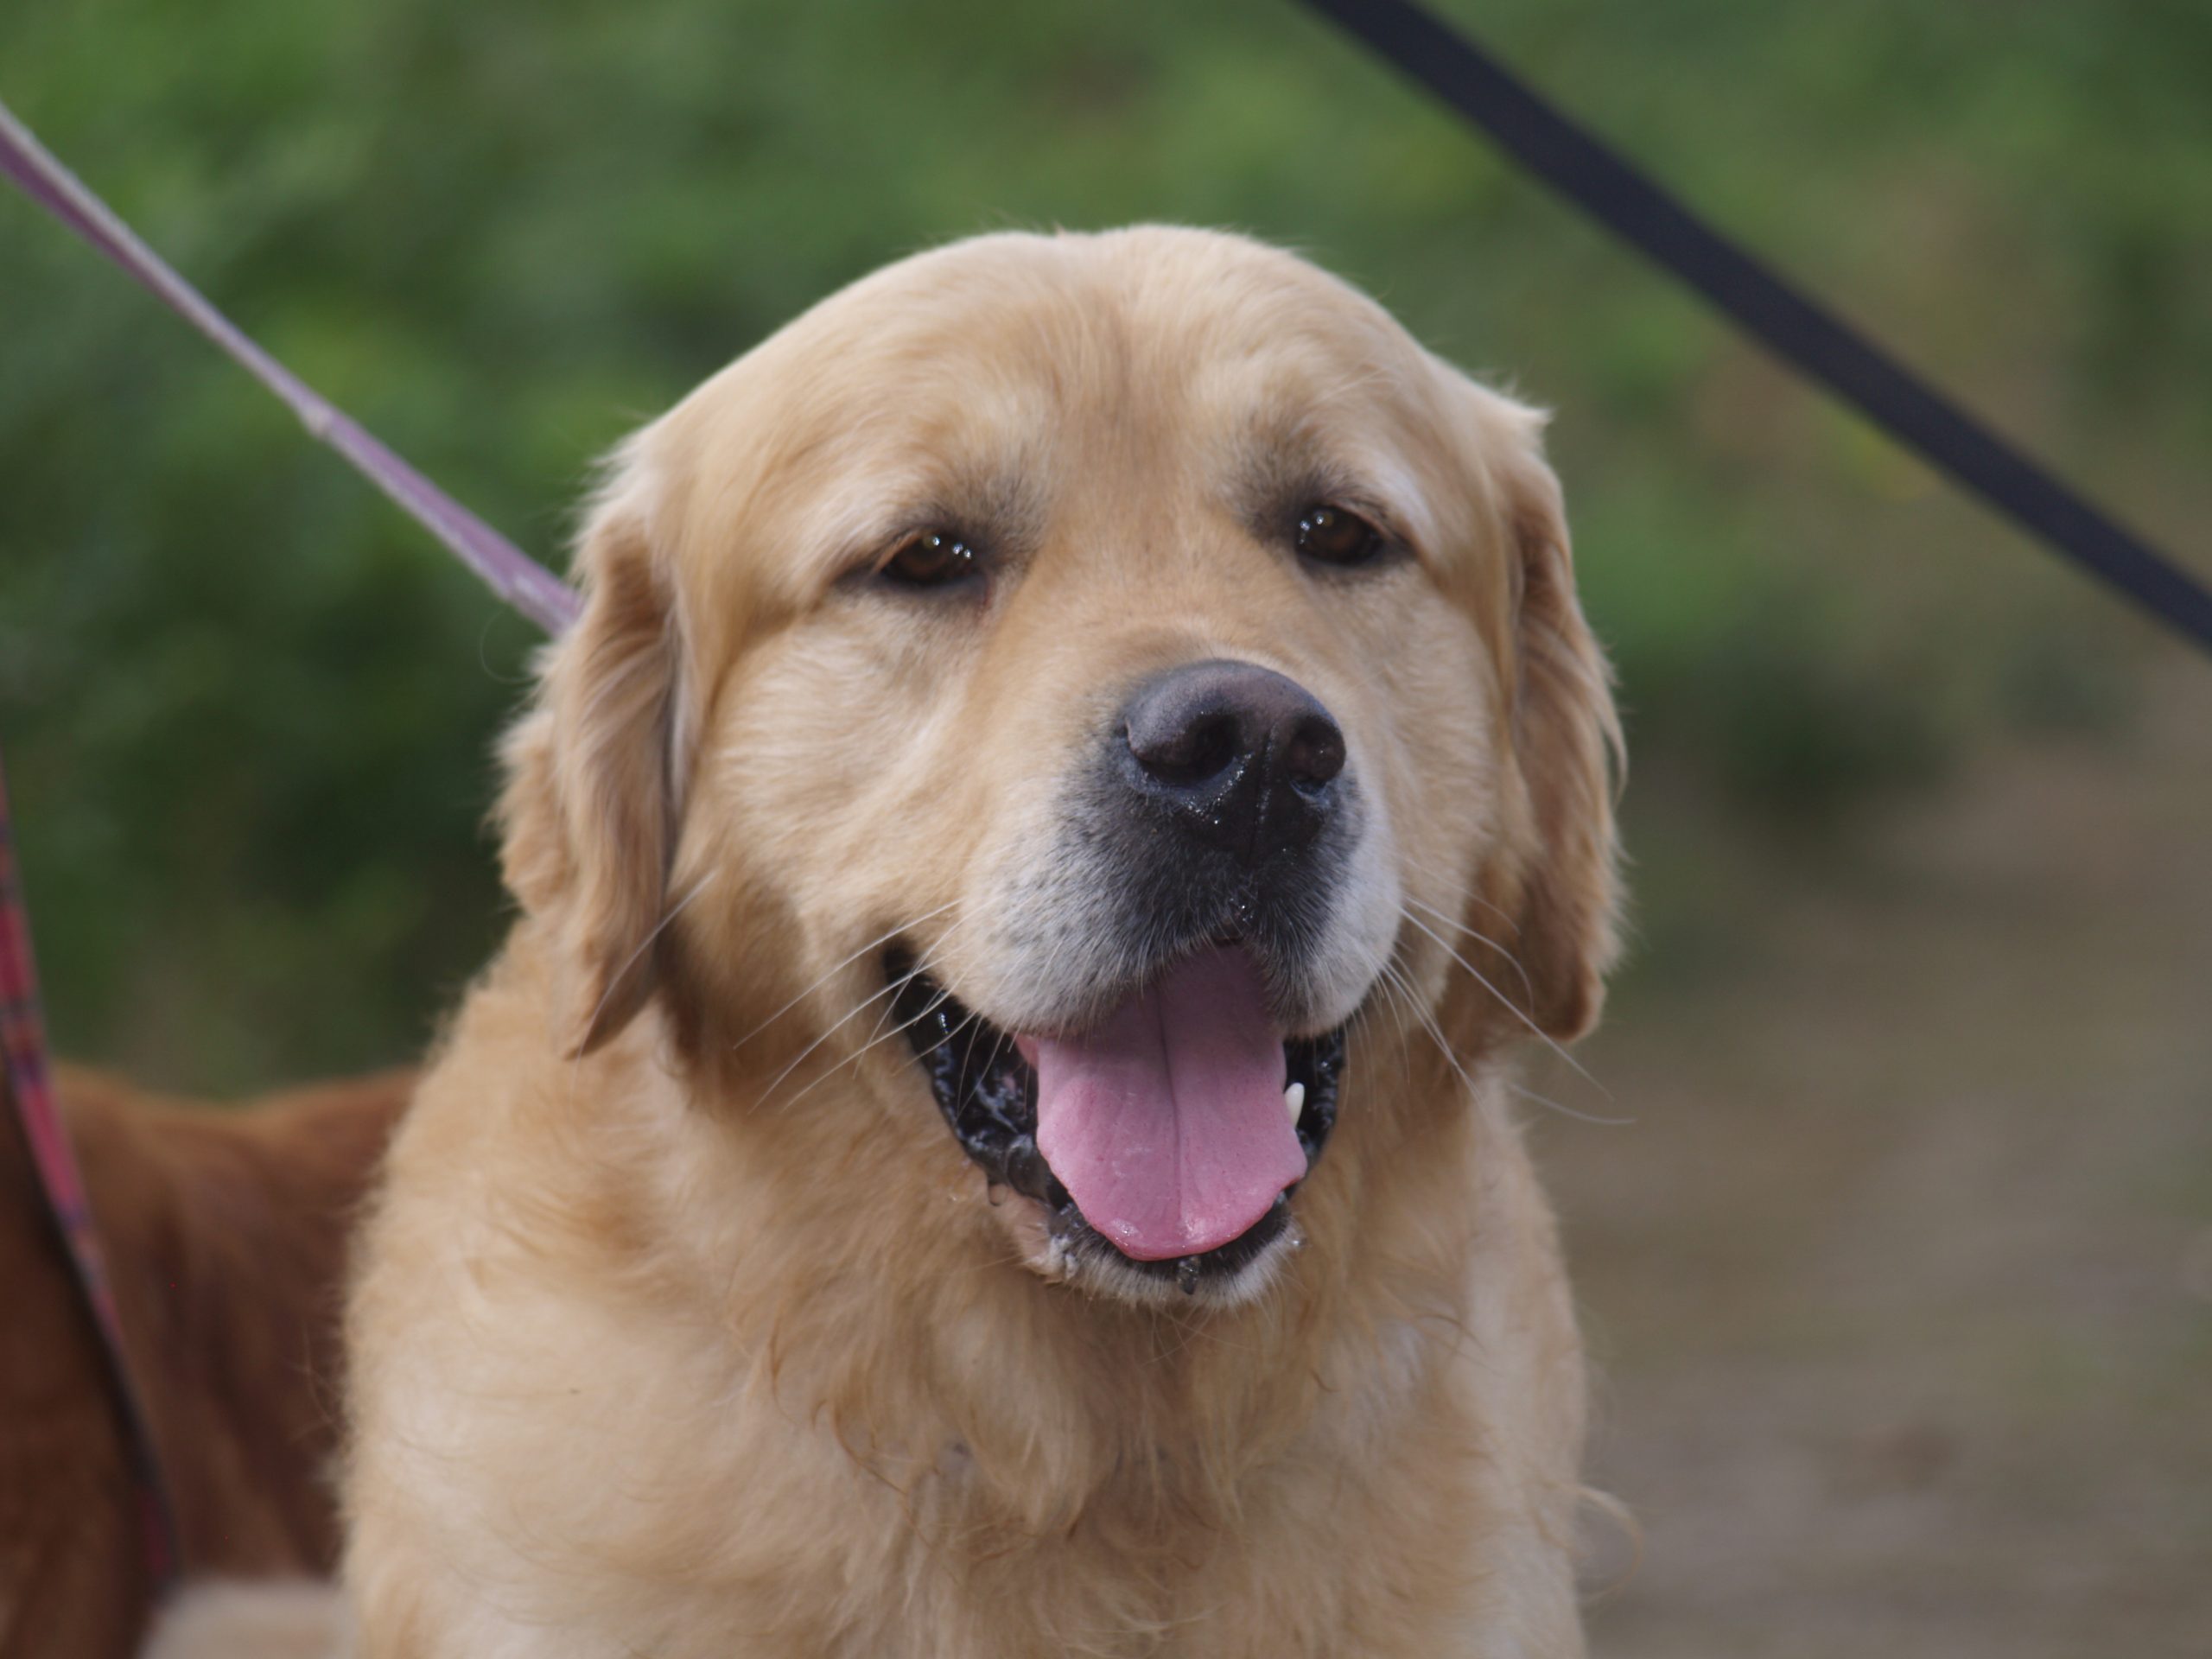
<box><xmin>500</xmin><ymin>228</ymin><xmax>1618</xmax><ymax>1306</ymax></box>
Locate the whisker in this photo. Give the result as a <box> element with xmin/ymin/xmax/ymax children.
<box><xmin>1360</xmin><ymin>957</ymin><xmax>1419</xmax><ymax>1080</ymax></box>
<box><xmin>1508</xmin><ymin>1082</ymin><xmax>1633</xmax><ymax>1128</ymax></box>
<box><xmin>753</xmin><ymin>912</ymin><xmax>980</xmax><ymax>1114</ymax></box>
<box><xmin>567</xmin><ymin>870</ymin><xmax>721</xmax><ymax>1099</ymax></box>
<box><xmin>852</xmin><ymin>914</ymin><xmax>970</xmax><ymax>1054</ymax></box>
<box><xmin>1376</xmin><ymin>955</ymin><xmax>1497</xmax><ymax>1117</ymax></box>
<box><xmin>769</xmin><ymin>992</ymin><xmax>984</xmax><ymax>1117</ymax></box>
<box><xmin>1392</xmin><ymin>849</ymin><xmax>1524</xmax><ymax>944</ymax></box>
<box><xmin>752</xmin><ymin>977</ymin><xmax>912</xmax><ymax>1111</ymax></box>
<box><xmin>731</xmin><ymin>899</ymin><xmax>960</xmax><ymax>1055</ymax></box>
<box><xmin>1401</xmin><ymin>893</ymin><xmax>1539</xmax><ymax>1014</ymax></box>
<box><xmin>1380</xmin><ymin>953</ymin><xmax>1624</xmax><ymax>1131</ymax></box>
<box><xmin>1397</xmin><ymin>907</ymin><xmax>1610</xmax><ymax>1101</ymax></box>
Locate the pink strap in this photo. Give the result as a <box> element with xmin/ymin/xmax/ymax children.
<box><xmin>0</xmin><ymin>96</ymin><xmax>579</xmax><ymax>637</ymax></box>
<box><xmin>0</xmin><ymin>96</ymin><xmax>585</xmax><ymax>1599</ymax></box>
<box><xmin>0</xmin><ymin>747</ymin><xmax>181</xmax><ymax>1591</ymax></box>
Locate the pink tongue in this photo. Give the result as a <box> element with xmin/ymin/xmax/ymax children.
<box><xmin>1028</xmin><ymin>948</ymin><xmax>1308</xmax><ymax>1262</ymax></box>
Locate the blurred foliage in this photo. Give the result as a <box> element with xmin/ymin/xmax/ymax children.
<box><xmin>2</xmin><ymin>0</ymin><xmax>2206</xmax><ymax>1090</ymax></box>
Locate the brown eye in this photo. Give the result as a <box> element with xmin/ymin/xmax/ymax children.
<box><xmin>881</xmin><ymin>530</ymin><xmax>980</xmax><ymax>590</ymax></box>
<box><xmin>1295</xmin><ymin>504</ymin><xmax>1385</xmax><ymax>568</ymax></box>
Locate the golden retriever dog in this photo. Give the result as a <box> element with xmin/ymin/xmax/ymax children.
<box><xmin>0</xmin><ymin>1065</ymin><xmax>405</xmax><ymax>1659</ymax></box>
<box><xmin>164</xmin><ymin>224</ymin><xmax>1621</xmax><ymax>1656</ymax></box>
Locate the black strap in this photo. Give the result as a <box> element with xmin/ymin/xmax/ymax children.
<box><xmin>1295</xmin><ymin>0</ymin><xmax>2212</xmax><ymax>656</ymax></box>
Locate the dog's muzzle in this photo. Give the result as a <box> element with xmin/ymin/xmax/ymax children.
<box><xmin>888</xmin><ymin>658</ymin><xmax>1368</xmax><ymax>1298</ymax></box>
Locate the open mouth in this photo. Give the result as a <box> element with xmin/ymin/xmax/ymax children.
<box><xmin>887</xmin><ymin>945</ymin><xmax>1344</xmax><ymax>1294</ymax></box>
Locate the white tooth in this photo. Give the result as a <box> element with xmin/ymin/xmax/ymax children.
<box><xmin>1284</xmin><ymin>1081</ymin><xmax>1306</xmax><ymax>1124</ymax></box>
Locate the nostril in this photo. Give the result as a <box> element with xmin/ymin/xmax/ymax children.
<box><xmin>1130</xmin><ymin>707</ymin><xmax>1243</xmax><ymax>788</ymax></box>
<box><xmin>1282</xmin><ymin>714</ymin><xmax>1345</xmax><ymax>790</ymax></box>
<box><xmin>1119</xmin><ymin>659</ymin><xmax>1349</xmax><ymax>866</ymax></box>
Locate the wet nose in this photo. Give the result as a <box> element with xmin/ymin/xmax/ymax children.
<box><xmin>1121</xmin><ymin>659</ymin><xmax>1346</xmax><ymax>863</ymax></box>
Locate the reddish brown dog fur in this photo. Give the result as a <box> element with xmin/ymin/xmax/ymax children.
<box><xmin>0</xmin><ymin>1065</ymin><xmax>406</xmax><ymax>1659</ymax></box>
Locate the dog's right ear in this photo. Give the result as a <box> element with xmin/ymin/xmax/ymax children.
<box><xmin>497</xmin><ymin>457</ymin><xmax>694</xmax><ymax>1057</ymax></box>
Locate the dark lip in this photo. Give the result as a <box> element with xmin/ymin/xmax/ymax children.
<box><xmin>885</xmin><ymin>947</ymin><xmax>1345</xmax><ymax>1294</ymax></box>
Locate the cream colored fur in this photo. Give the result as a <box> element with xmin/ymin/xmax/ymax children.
<box><xmin>333</xmin><ymin>226</ymin><xmax>1621</xmax><ymax>1657</ymax></box>
<box><xmin>140</xmin><ymin>1581</ymin><xmax>343</xmax><ymax>1659</ymax></box>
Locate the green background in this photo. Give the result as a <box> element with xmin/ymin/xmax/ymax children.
<box><xmin>3</xmin><ymin>0</ymin><xmax>2205</xmax><ymax>1089</ymax></box>
<box><xmin>5</xmin><ymin>6</ymin><xmax>2210</xmax><ymax>1651</ymax></box>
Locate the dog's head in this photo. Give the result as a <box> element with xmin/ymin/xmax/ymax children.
<box><xmin>499</xmin><ymin>227</ymin><xmax>1618</xmax><ymax>1306</ymax></box>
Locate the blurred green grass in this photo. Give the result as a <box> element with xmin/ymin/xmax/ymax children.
<box><xmin>2</xmin><ymin>0</ymin><xmax>2206</xmax><ymax>1092</ymax></box>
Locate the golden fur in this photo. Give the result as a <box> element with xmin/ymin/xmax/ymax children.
<box><xmin>334</xmin><ymin>226</ymin><xmax>1621</xmax><ymax>1657</ymax></box>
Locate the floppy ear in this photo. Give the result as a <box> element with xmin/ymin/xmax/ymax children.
<box><xmin>496</xmin><ymin>460</ymin><xmax>694</xmax><ymax>1056</ymax></box>
<box><xmin>1474</xmin><ymin>394</ymin><xmax>1624</xmax><ymax>1044</ymax></box>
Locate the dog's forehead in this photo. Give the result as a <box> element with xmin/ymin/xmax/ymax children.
<box><xmin>649</xmin><ymin>229</ymin><xmax>1467</xmax><ymax>595</ymax></box>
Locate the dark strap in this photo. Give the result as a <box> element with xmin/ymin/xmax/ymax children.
<box><xmin>1295</xmin><ymin>0</ymin><xmax>2212</xmax><ymax>655</ymax></box>
<box><xmin>0</xmin><ymin>744</ymin><xmax>182</xmax><ymax>1592</ymax></box>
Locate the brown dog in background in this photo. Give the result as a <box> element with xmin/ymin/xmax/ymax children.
<box><xmin>0</xmin><ymin>1065</ymin><xmax>404</xmax><ymax>1659</ymax></box>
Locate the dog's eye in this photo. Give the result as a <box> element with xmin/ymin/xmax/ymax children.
<box><xmin>1294</xmin><ymin>505</ymin><xmax>1385</xmax><ymax>569</ymax></box>
<box><xmin>880</xmin><ymin>531</ymin><xmax>981</xmax><ymax>590</ymax></box>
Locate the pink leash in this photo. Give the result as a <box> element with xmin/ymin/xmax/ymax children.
<box><xmin>0</xmin><ymin>98</ymin><xmax>578</xmax><ymax>637</ymax></box>
<box><xmin>1</xmin><ymin>93</ymin><xmax>580</xmax><ymax>1593</ymax></box>
<box><xmin>0</xmin><ymin>750</ymin><xmax>182</xmax><ymax>1589</ymax></box>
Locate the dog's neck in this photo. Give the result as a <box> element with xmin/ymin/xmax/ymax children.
<box><xmin>601</xmin><ymin>998</ymin><xmax>1497</xmax><ymax>1539</ymax></box>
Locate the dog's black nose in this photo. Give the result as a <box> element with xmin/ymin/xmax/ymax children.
<box><xmin>1122</xmin><ymin>659</ymin><xmax>1346</xmax><ymax>862</ymax></box>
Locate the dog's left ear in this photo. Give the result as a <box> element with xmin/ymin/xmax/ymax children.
<box><xmin>497</xmin><ymin>451</ymin><xmax>697</xmax><ymax>1057</ymax></box>
<box><xmin>1462</xmin><ymin>385</ymin><xmax>1624</xmax><ymax>1044</ymax></box>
